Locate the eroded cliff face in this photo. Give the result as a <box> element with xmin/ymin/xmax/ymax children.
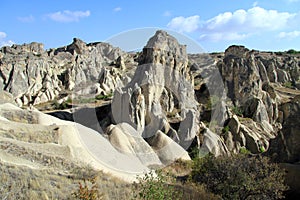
<box><xmin>193</xmin><ymin>45</ymin><xmax>300</xmax><ymax>157</ymax></box>
<box><xmin>268</xmin><ymin>95</ymin><xmax>300</xmax><ymax>163</ymax></box>
<box><xmin>0</xmin><ymin>38</ymin><xmax>134</xmax><ymax>106</ymax></box>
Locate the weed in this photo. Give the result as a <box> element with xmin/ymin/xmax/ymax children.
<box><xmin>72</xmin><ymin>176</ymin><xmax>105</xmax><ymax>200</ymax></box>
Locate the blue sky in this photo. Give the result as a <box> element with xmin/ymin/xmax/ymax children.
<box><xmin>0</xmin><ymin>0</ymin><xmax>300</xmax><ymax>52</ymax></box>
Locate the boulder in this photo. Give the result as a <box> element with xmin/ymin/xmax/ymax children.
<box><xmin>0</xmin><ymin>91</ymin><xmax>15</xmax><ymax>104</ymax></box>
<box><xmin>226</xmin><ymin>115</ymin><xmax>274</xmax><ymax>154</ymax></box>
<box><xmin>106</xmin><ymin>123</ymin><xmax>162</xmax><ymax>167</ymax></box>
<box><xmin>145</xmin><ymin>130</ymin><xmax>191</xmax><ymax>165</ymax></box>
<box><xmin>200</xmin><ymin>128</ymin><xmax>229</xmax><ymax>157</ymax></box>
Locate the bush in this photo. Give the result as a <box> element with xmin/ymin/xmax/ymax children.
<box><xmin>190</xmin><ymin>154</ymin><xmax>288</xmax><ymax>200</ymax></box>
<box><xmin>95</xmin><ymin>92</ymin><xmax>113</xmax><ymax>101</ymax></box>
<box><xmin>283</xmin><ymin>81</ymin><xmax>293</xmax><ymax>89</ymax></box>
<box><xmin>231</xmin><ymin>106</ymin><xmax>243</xmax><ymax>116</ymax></box>
<box><xmin>132</xmin><ymin>170</ymin><xmax>182</xmax><ymax>200</ymax></box>
<box><xmin>222</xmin><ymin>125</ymin><xmax>230</xmax><ymax>134</ymax></box>
<box><xmin>52</xmin><ymin>99</ymin><xmax>72</xmax><ymax>110</ymax></box>
<box><xmin>174</xmin><ymin>182</ymin><xmax>221</xmax><ymax>200</ymax></box>
<box><xmin>239</xmin><ymin>147</ymin><xmax>251</xmax><ymax>154</ymax></box>
<box><xmin>286</xmin><ymin>49</ymin><xmax>300</xmax><ymax>54</ymax></box>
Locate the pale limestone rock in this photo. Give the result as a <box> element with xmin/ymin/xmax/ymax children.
<box><xmin>146</xmin><ymin>130</ymin><xmax>191</xmax><ymax>165</ymax></box>
<box><xmin>227</xmin><ymin>115</ymin><xmax>273</xmax><ymax>153</ymax></box>
<box><xmin>0</xmin><ymin>91</ymin><xmax>15</xmax><ymax>104</ymax></box>
<box><xmin>112</xmin><ymin>31</ymin><xmax>199</xmax><ymax>152</ymax></box>
<box><xmin>74</xmin><ymin>83</ymin><xmax>104</xmax><ymax>96</ymax></box>
<box><xmin>106</xmin><ymin>123</ymin><xmax>162</xmax><ymax>167</ymax></box>
<box><xmin>200</xmin><ymin>128</ymin><xmax>229</xmax><ymax>157</ymax></box>
<box><xmin>116</xmin><ymin>55</ymin><xmax>126</xmax><ymax>70</ymax></box>
<box><xmin>0</xmin><ymin>103</ymin><xmax>151</xmax><ymax>181</ymax></box>
<box><xmin>0</xmin><ymin>38</ymin><xmax>126</xmax><ymax>106</ymax></box>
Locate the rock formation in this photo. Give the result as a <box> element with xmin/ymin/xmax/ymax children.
<box><xmin>0</xmin><ymin>91</ymin><xmax>150</xmax><ymax>182</ymax></box>
<box><xmin>198</xmin><ymin>45</ymin><xmax>299</xmax><ymax>154</ymax></box>
<box><xmin>0</xmin><ymin>38</ymin><xmax>133</xmax><ymax>106</ymax></box>
<box><xmin>1</xmin><ymin>31</ymin><xmax>300</xmax><ymax>192</ymax></box>
<box><xmin>268</xmin><ymin>95</ymin><xmax>300</xmax><ymax>163</ymax></box>
<box><xmin>111</xmin><ymin>31</ymin><xmax>199</xmax><ymax>162</ymax></box>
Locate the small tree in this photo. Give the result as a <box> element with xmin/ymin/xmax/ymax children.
<box><xmin>190</xmin><ymin>154</ymin><xmax>288</xmax><ymax>200</ymax></box>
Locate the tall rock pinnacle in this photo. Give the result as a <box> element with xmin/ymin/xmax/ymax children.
<box><xmin>112</xmin><ymin>30</ymin><xmax>199</xmax><ymax>160</ymax></box>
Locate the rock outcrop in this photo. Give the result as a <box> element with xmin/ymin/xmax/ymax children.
<box><xmin>0</xmin><ymin>97</ymin><xmax>151</xmax><ymax>182</ymax></box>
<box><xmin>111</xmin><ymin>31</ymin><xmax>198</xmax><ymax>161</ymax></box>
<box><xmin>203</xmin><ymin>46</ymin><xmax>296</xmax><ymax>153</ymax></box>
<box><xmin>0</xmin><ymin>38</ymin><xmax>133</xmax><ymax>106</ymax></box>
<box><xmin>268</xmin><ymin>95</ymin><xmax>300</xmax><ymax>163</ymax></box>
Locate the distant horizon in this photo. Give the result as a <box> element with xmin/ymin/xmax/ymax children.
<box><xmin>1</xmin><ymin>0</ymin><xmax>300</xmax><ymax>53</ymax></box>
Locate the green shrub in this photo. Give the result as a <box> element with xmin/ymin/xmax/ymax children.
<box><xmin>95</xmin><ymin>92</ymin><xmax>113</xmax><ymax>101</ymax></box>
<box><xmin>286</xmin><ymin>49</ymin><xmax>300</xmax><ymax>54</ymax></box>
<box><xmin>231</xmin><ymin>106</ymin><xmax>243</xmax><ymax>116</ymax></box>
<box><xmin>132</xmin><ymin>170</ymin><xmax>182</xmax><ymax>200</ymax></box>
<box><xmin>189</xmin><ymin>146</ymin><xmax>200</xmax><ymax>159</ymax></box>
<box><xmin>174</xmin><ymin>182</ymin><xmax>221</xmax><ymax>200</ymax></box>
<box><xmin>283</xmin><ymin>81</ymin><xmax>293</xmax><ymax>89</ymax></box>
<box><xmin>222</xmin><ymin>125</ymin><xmax>230</xmax><ymax>134</ymax></box>
<box><xmin>190</xmin><ymin>154</ymin><xmax>288</xmax><ymax>200</ymax></box>
<box><xmin>259</xmin><ymin>146</ymin><xmax>266</xmax><ymax>153</ymax></box>
<box><xmin>52</xmin><ymin>100</ymin><xmax>71</xmax><ymax>110</ymax></box>
<box><xmin>76</xmin><ymin>97</ymin><xmax>96</xmax><ymax>104</ymax></box>
<box><xmin>239</xmin><ymin>147</ymin><xmax>250</xmax><ymax>154</ymax></box>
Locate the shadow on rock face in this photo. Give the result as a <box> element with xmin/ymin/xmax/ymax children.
<box><xmin>46</xmin><ymin>104</ymin><xmax>112</xmax><ymax>134</ymax></box>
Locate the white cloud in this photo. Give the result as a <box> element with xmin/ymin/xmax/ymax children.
<box><xmin>204</xmin><ymin>7</ymin><xmax>294</xmax><ymax>32</ymax></box>
<box><xmin>167</xmin><ymin>6</ymin><xmax>299</xmax><ymax>42</ymax></box>
<box><xmin>0</xmin><ymin>31</ymin><xmax>14</xmax><ymax>47</ymax></box>
<box><xmin>167</xmin><ymin>15</ymin><xmax>200</xmax><ymax>33</ymax></box>
<box><xmin>113</xmin><ymin>7</ymin><xmax>122</xmax><ymax>12</ymax></box>
<box><xmin>163</xmin><ymin>11</ymin><xmax>172</xmax><ymax>17</ymax></box>
<box><xmin>0</xmin><ymin>32</ymin><xmax>6</xmax><ymax>39</ymax></box>
<box><xmin>278</xmin><ymin>31</ymin><xmax>300</xmax><ymax>39</ymax></box>
<box><xmin>46</xmin><ymin>10</ymin><xmax>90</xmax><ymax>22</ymax></box>
<box><xmin>18</xmin><ymin>15</ymin><xmax>35</xmax><ymax>23</ymax></box>
<box><xmin>200</xmin><ymin>32</ymin><xmax>249</xmax><ymax>42</ymax></box>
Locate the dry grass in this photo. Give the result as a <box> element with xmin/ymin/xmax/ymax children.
<box><xmin>0</xmin><ymin>109</ymin><xmax>39</xmax><ymax>124</ymax></box>
<box><xmin>0</xmin><ymin>161</ymin><xmax>133</xmax><ymax>200</ymax></box>
<box><xmin>0</xmin><ymin>123</ymin><xmax>132</xmax><ymax>199</ymax></box>
<box><xmin>162</xmin><ymin>159</ymin><xmax>192</xmax><ymax>177</ymax></box>
<box><xmin>0</xmin><ymin>121</ymin><xmax>60</xmax><ymax>144</ymax></box>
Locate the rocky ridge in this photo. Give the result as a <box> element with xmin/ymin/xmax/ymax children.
<box><xmin>0</xmin><ymin>38</ymin><xmax>135</xmax><ymax>106</ymax></box>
